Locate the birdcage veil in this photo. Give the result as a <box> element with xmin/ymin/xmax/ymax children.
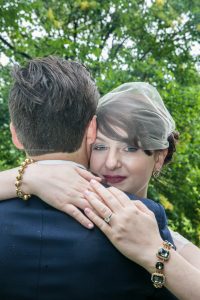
<box><xmin>96</xmin><ymin>82</ymin><xmax>175</xmax><ymax>150</ymax></box>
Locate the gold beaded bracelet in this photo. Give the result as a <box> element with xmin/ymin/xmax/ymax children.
<box><xmin>151</xmin><ymin>240</ymin><xmax>174</xmax><ymax>288</ymax></box>
<box><xmin>15</xmin><ymin>158</ymin><xmax>34</xmax><ymax>201</ymax></box>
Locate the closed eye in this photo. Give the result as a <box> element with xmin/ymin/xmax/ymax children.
<box><xmin>92</xmin><ymin>144</ymin><xmax>108</xmax><ymax>151</ymax></box>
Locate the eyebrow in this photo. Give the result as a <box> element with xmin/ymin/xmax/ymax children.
<box><xmin>95</xmin><ymin>136</ymin><xmax>106</xmax><ymax>142</ymax></box>
<box><xmin>95</xmin><ymin>136</ymin><xmax>127</xmax><ymax>146</ymax></box>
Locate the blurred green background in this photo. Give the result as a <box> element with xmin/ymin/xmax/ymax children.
<box><xmin>0</xmin><ymin>0</ymin><xmax>199</xmax><ymax>245</ymax></box>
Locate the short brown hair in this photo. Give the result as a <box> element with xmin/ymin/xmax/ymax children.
<box><xmin>9</xmin><ymin>56</ymin><xmax>99</xmax><ymax>155</ymax></box>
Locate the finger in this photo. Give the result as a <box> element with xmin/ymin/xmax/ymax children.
<box><xmin>134</xmin><ymin>200</ymin><xmax>155</xmax><ymax>218</ymax></box>
<box><xmin>84</xmin><ymin>190</ymin><xmax>114</xmax><ymax>221</ymax></box>
<box><xmin>64</xmin><ymin>204</ymin><xmax>94</xmax><ymax>229</ymax></box>
<box><xmin>107</xmin><ymin>186</ymin><xmax>131</xmax><ymax>207</ymax></box>
<box><xmin>85</xmin><ymin>184</ymin><xmax>104</xmax><ymax>198</ymax></box>
<box><xmin>89</xmin><ymin>180</ymin><xmax>122</xmax><ymax>212</ymax></box>
<box><xmin>76</xmin><ymin>167</ymin><xmax>102</xmax><ymax>182</ymax></box>
<box><xmin>72</xmin><ymin>197</ymin><xmax>93</xmax><ymax>210</ymax></box>
<box><xmin>73</xmin><ymin>180</ymin><xmax>90</xmax><ymax>193</ymax></box>
<box><xmin>84</xmin><ymin>207</ymin><xmax>111</xmax><ymax>236</ymax></box>
<box><xmin>83</xmin><ymin>190</ymin><xmax>102</xmax><ymax>202</ymax></box>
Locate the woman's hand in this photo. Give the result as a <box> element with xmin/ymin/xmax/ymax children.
<box><xmin>84</xmin><ymin>180</ymin><xmax>163</xmax><ymax>271</ymax></box>
<box><xmin>23</xmin><ymin>164</ymin><xmax>101</xmax><ymax>229</ymax></box>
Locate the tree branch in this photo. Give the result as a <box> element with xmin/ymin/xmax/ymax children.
<box><xmin>138</xmin><ymin>47</ymin><xmax>151</xmax><ymax>61</ymax></box>
<box><xmin>0</xmin><ymin>35</ymin><xmax>32</xmax><ymax>59</ymax></box>
<box><xmin>110</xmin><ymin>37</ymin><xmax>129</xmax><ymax>59</ymax></box>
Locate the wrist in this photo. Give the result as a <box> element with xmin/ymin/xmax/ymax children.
<box><xmin>21</xmin><ymin>162</ymin><xmax>37</xmax><ymax>195</ymax></box>
<box><xmin>15</xmin><ymin>158</ymin><xmax>34</xmax><ymax>200</ymax></box>
<box><xmin>140</xmin><ymin>238</ymin><xmax>163</xmax><ymax>274</ymax></box>
<box><xmin>151</xmin><ymin>240</ymin><xmax>175</xmax><ymax>288</ymax></box>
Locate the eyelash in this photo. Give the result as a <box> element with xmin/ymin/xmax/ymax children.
<box><xmin>124</xmin><ymin>147</ymin><xmax>138</xmax><ymax>152</ymax></box>
<box><xmin>92</xmin><ymin>144</ymin><xmax>108</xmax><ymax>151</ymax></box>
<box><xmin>92</xmin><ymin>144</ymin><xmax>138</xmax><ymax>153</ymax></box>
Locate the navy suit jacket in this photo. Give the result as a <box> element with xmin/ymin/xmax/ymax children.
<box><xmin>0</xmin><ymin>194</ymin><xmax>177</xmax><ymax>300</ymax></box>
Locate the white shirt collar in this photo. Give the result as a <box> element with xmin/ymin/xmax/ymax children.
<box><xmin>35</xmin><ymin>160</ymin><xmax>86</xmax><ymax>170</ymax></box>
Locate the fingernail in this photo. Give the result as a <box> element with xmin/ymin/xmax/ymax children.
<box><xmin>90</xmin><ymin>179</ymin><xmax>97</xmax><ymax>184</ymax></box>
<box><xmin>88</xmin><ymin>223</ymin><xmax>94</xmax><ymax>229</ymax></box>
<box><xmin>84</xmin><ymin>190</ymin><xmax>90</xmax><ymax>195</ymax></box>
<box><xmin>84</xmin><ymin>208</ymin><xmax>90</xmax><ymax>213</ymax></box>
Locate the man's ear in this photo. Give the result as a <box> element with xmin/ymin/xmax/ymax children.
<box><xmin>10</xmin><ymin>123</ymin><xmax>24</xmax><ymax>150</ymax></box>
<box><xmin>153</xmin><ymin>149</ymin><xmax>168</xmax><ymax>172</ymax></box>
<box><xmin>86</xmin><ymin>115</ymin><xmax>97</xmax><ymax>145</ymax></box>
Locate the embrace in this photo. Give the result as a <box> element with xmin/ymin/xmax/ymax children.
<box><xmin>0</xmin><ymin>56</ymin><xmax>199</xmax><ymax>300</ymax></box>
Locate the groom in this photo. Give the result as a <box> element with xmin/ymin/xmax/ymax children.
<box><xmin>0</xmin><ymin>56</ymin><xmax>177</xmax><ymax>299</ymax></box>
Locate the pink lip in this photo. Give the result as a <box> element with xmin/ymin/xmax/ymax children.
<box><xmin>103</xmin><ymin>175</ymin><xmax>127</xmax><ymax>184</ymax></box>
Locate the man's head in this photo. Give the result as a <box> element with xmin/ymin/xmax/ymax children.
<box><xmin>9</xmin><ymin>56</ymin><xmax>99</xmax><ymax>158</ymax></box>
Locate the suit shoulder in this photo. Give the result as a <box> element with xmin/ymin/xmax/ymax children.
<box><xmin>141</xmin><ymin>198</ymin><xmax>167</xmax><ymax>227</ymax></box>
<box><xmin>127</xmin><ymin>193</ymin><xmax>167</xmax><ymax>228</ymax></box>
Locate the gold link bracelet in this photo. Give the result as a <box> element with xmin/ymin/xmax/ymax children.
<box><xmin>15</xmin><ymin>158</ymin><xmax>34</xmax><ymax>200</ymax></box>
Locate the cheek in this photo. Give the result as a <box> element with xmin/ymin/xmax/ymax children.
<box><xmin>90</xmin><ymin>151</ymin><xmax>105</xmax><ymax>173</ymax></box>
<box><xmin>127</xmin><ymin>156</ymin><xmax>154</xmax><ymax>178</ymax></box>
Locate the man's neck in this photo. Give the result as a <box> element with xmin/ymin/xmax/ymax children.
<box><xmin>29</xmin><ymin>152</ymin><xmax>89</xmax><ymax>168</ymax></box>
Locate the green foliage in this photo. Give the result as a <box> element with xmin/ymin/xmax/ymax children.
<box><xmin>0</xmin><ymin>0</ymin><xmax>199</xmax><ymax>245</ymax></box>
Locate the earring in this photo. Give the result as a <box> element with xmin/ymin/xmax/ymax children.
<box><xmin>153</xmin><ymin>170</ymin><xmax>160</xmax><ymax>178</ymax></box>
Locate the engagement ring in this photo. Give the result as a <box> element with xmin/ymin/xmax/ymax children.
<box><xmin>104</xmin><ymin>213</ymin><xmax>112</xmax><ymax>224</ymax></box>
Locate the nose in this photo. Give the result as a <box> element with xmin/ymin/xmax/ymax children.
<box><xmin>105</xmin><ymin>150</ymin><xmax>122</xmax><ymax>170</ymax></box>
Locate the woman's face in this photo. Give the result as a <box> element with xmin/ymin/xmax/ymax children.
<box><xmin>90</xmin><ymin>130</ymin><xmax>157</xmax><ymax>197</ymax></box>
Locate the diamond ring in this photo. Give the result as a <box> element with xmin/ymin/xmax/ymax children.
<box><xmin>104</xmin><ymin>213</ymin><xmax>112</xmax><ymax>224</ymax></box>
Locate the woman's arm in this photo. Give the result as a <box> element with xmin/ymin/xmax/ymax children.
<box><xmin>178</xmin><ymin>242</ymin><xmax>200</xmax><ymax>270</ymax></box>
<box><xmin>171</xmin><ymin>230</ymin><xmax>200</xmax><ymax>270</ymax></box>
<box><xmin>84</xmin><ymin>180</ymin><xmax>200</xmax><ymax>300</ymax></box>
<box><xmin>0</xmin><ymin>168</ymin><xmax>18</xmax><ymax>200</ymax></box>
<box><xmin>0</xmin><ymin>164</ymin><xmax>100</xmax><ymax>228</ymax></box>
